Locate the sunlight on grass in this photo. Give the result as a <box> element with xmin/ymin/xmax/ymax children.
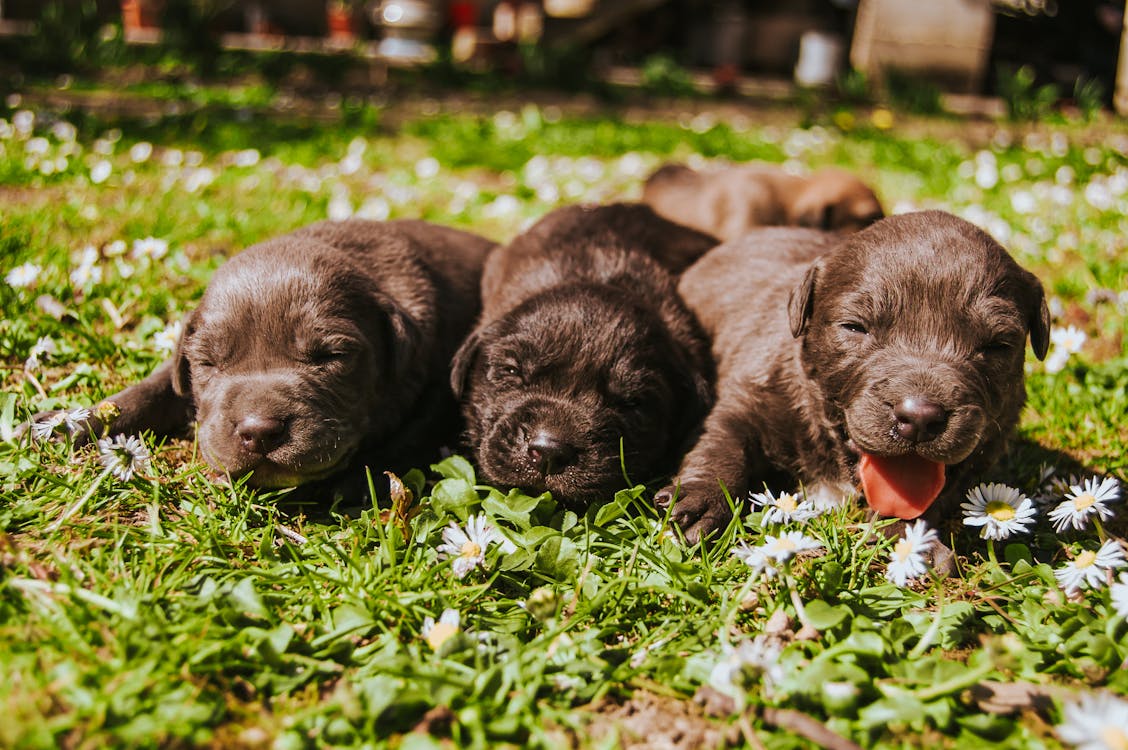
<box><xmin>1</xmin><ymin>94</ymin><xmax>1126</xmax><ymax>749</ymax></box>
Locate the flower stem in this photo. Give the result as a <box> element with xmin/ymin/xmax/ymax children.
<box><xmin>986</xmin><ymin>538</ymin><xmax>998</xmax><ymax>568</ymax></box>
<box><xmin>48</xmin><ymin>467</ymin><xmax>111</xmax><ymax>533</ymax></box>
<box><xmin>1093</xmin><ymin>516</ymin><xmax>1108</xmax><ymax>544</ymax></box>
<box><xmin>785</xmin><ymin>569</ymin><xmax>811</xmax><ymax>630</ymax></box>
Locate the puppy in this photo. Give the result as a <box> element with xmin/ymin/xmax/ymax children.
<box><xmin>657</xmin><ymin>211</ymin><xmax>1050</xmax><ymax>543</ymax></box>
<box><xmin>40</xmin><ymin>219</ymin><xmax>494</xmax><ymax>497</ymax></box>
<box><xmin>642</xmin><ymin>163</ymin><xmax>884</xmax><ymax>241</ymax></box>
<box><xmin>453</xmin><ymin>203</ymin><xmax>716</xmax><ymax>507</ymax></box>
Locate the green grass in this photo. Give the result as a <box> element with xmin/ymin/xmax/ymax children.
<box><xmin>1</xmin><ymin>88</ymin><xmax>1127</xmax><ymax>749</ymax></box>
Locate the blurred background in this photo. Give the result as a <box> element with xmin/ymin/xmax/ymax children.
<box><xmin>0</xmin><ymin>0</ymin><xmax>1124</xmax><ymax>115</ymax></box>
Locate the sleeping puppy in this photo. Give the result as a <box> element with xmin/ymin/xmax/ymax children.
<box><xmin>453</xmin><ymin>203</ymin><xmax>717</xmax><ymax>507</ymax></box>
<box><xmin>38</xmin><ymin>219</ymin><xmax>494</xmax><ymax>497</ymax></box>
<box><xmin>642</xmin><ymin>163</ymin><xmax>884</xmax><ymax>241</ymax></box>
<box><xmin>657</xmin><ymin>211</ymin><xmax>1050</xmax><ymax>543</ymax></box>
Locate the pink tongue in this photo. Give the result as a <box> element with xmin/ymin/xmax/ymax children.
<box><xmin>858</xmin><ymin>452</ymin><xmax>945</xmax><ymax>519</ymax></box>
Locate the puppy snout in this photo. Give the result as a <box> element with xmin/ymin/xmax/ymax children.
<box><xmin>236</xmin><ymin>415</ymin><xmax>287</xmax><ymax>455</ymax></box>
<box><xmin>893</xmin><ymin>397</ymin><xmax>948</xmax><ymax>443</ymax></box>
<box><xmin>527</xmin><ymin>430</ymin><xmax>578</xmax><ymax>476</ymax></box>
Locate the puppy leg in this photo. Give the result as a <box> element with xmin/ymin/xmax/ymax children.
<box><xmin>27</xmin><ymin>360</ymin><xmax>193</xmax><ymax>444</ymax></box>
<box><xmin>655</xmin><ymin>404</ymin><xmax>757</xmax><ymax>544</ymax></box>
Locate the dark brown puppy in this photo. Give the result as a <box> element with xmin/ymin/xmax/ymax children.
<box><xmin>453</xmin><ymin>203</ymin><xmax>717</xmax><ymax>507</ymax></box>
<box><xmin>48</xmin><ymin>219</ymin><xmax>494</xmax><ymax>497</ymax></box>
<box><xmin>658</xmin><ymin>211</ymin><xmax>1049</xmax><ymax>543</ymax></box>
<box><xmin>642</xmin><ymin>163</ymin><xmax>884</xmax><ymax>241</ymax></box>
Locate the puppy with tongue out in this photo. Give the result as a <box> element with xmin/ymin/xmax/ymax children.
<box><xmin>657</xmin><ymin>210</ymin><xmax>1050</xmax><ymax>544</ymax></box>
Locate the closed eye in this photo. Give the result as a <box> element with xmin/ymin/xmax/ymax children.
<box><xmin>306</xmin><ymin>339</ymin><xmax>358</xmax><ymax>365</ymax></box>
<box><xmin>489</xmin><ymin>361</ymin><xmax>523</xmax><ymax>384</ymax></box>
<box><xmin>978</xmin><ymin>340</ymin><xmax>1014</xmax><ymax>355</ymax></box>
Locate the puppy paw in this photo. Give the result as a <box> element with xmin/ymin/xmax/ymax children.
<box><xmin>656</xmin><ymin>481</ymin><xmax>733</xmax><ymax>545</ymax></box>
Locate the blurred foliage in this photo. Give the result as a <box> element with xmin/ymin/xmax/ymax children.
<box><xmin>998</xmin><ymin>64</ymin><xmax>1061</xmax><ymax>122</ymax></box>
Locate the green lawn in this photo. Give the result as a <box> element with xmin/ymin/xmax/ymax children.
<box><xmin>1</xmin><ymin>86</ymin><xmax>1127</xmax><ymax>749</ymax></box>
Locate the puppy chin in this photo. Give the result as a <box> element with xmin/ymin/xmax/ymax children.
<box><xmin>202</xmin><ymin>440</ymin><xmax>355</xmax><ymax>488</ymax></box>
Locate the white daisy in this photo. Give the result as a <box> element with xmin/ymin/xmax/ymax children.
<box><xmin>421</xmin><ymin>608</ymin><xmax>461</xmax><ymax>651</ymax></box>
<box><xmin>708</xmin><ymin>634</ymin><xmax>785</xmax><ymax>702</ymax></box>
<box><xmin>1056</xmin><ymin>691</ymin><xmax>1128</xmax><ymax>750</ymax></box>
<box><xmin>25</xmin><ymin>335</ymin><xmax>56</xmax><ymax>371</ymax></box>
<box><xmin>1044</xmin><ymin>349</ymin><xmax>1071</xmax><ymax>374</ymax></box>
<box><xmin>414</xmin><ymin>156</ymin><xmax>440</xmax><ymax>179</ymax></box>
<box><xmin>760</xmin><ymin>531</ymin><xmax>823</xmax><ymax>563</ymax></box>
<box><xmin>129</xmin><ymin>141</ymin><xmax>153</xmax><ymax>163</ymax></box>
<box><xmin>6</xmin><ymin>262</ymin><xmax>41</xmax><ymax>288</ymax></box>
<box><xmin>31</xmin><ymin>412</ymin><xmax>66</xmax><ymax>440</ymax></box>
<box><xmin>751</xmin><ymin>488</ymin><xmax>819</xmax><ymax>526</ymax></box>
<box><xmin>131</xmin><ymin>236</ymin><xmax>169</xmax><ymax>260</ymax></box>
<box><xmin>1111</xmin><ymin>572</ymin><xmax>1128</xmax><ymax>620</ymax></box>
<box><xmin>90</xmin><ymin>160</ymin><xmax>112</xmax><ymax>184</ymax></box>
<box><xmin>961</xmin><ymin>482</ymin><xmax>1037</xmax><ymax>540</ymax></box>
<box><xmin>886</xmin><ymin>520</ymin><xmax>940</xmax><ymax>587</ymax></box>
<box><xmin>153</xmin><ymin>320</ymin><xmax>182</xmax><ymax>354</ymax></box>
<box><xmin>731</xmin><ymin>541</ymin><xmax>778</xmax><ymax>579</ymax></box>
<box><xmin>96</xmin><ymin>434</ymin><xmax>151</xmax><ymax>481</ymax></box>
<box><xmin>62</xmin><ymin>407</ymin><xmax>91</xmax><ymax>434</ymax></box>
<box><xmin>436</xmin><ymin>513</ymin><xmax>513</xmax><ymax>578</ymax></box>
<box><xmin>1054</xmin><ymin>540</ymin><xmax>1127</xmax><ymax>595</ymax></box>
<box><xmin>1050</xmin><ymin>324</ymin><xmax>1087</xmax><ymax>355</ymax></box>
<box><xmin>70</xmin><ymin>255</ymin><xmax>103</xmax><ymax>289</ymax></box>
<box><xmin>1048</xmin><ymin>476</ymin><xmax>1121</xmax><ymax>533</ymax></box>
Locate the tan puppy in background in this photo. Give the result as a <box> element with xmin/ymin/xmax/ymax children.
<box><xmin>642</xmin><ymin>163</ymin><xmax>884</xmax><ymax>241</ymax></box>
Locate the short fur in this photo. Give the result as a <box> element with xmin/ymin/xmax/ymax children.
<box><xmin>453</xmin><ymin>203</ymin><xmax>716</xmax><ymax>507</ymax></box>
<box><xmin>642</xmin><ymin>163</ymin><xmax>884</xmax><ymax>241</ymax></box>
<box><xmin>658</xmin><ymin>211</ymin><xmax>1050</xmax><ymax>543</ymax></box>
<box><xmin>52</xmin><ymin>219</ymin><xmax>494</xmax><ymax>498</ymax></box>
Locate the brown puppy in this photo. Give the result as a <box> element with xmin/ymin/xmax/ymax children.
<box><xmin>642</xmin><ymin>163</ymin><xmax>884</xmax><ymax>241</ymax></box>
<box><xmin>657</xmin><ymin>211</ymin><xmax>1050</xmax><ymax>543</ymax></box>
<box><xmin>43</xmin><ymin>219</ymin><xmax>494</xmax><ymax>497</ymax></box>
<box><xmin>453</xmin><ymin>203</ymin><xmax>717</xmax><ymax>507</ymax></box>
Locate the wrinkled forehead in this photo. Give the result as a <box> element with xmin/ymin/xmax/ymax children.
<box><xmin>499</xmin><ymin>295</ymin><xmax>668</xmax><ymax>368</ymax></box>
<box><xmin>194</xmin><ymin>256</ymin><xmax>361</xmax><ymax>344</ymax></box>
<box><xmin>824</xmin><ymin>250</ymin><xmax>1028</xmax><ymax>340</ymax></box>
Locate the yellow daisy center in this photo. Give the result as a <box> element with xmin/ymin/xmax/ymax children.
<box><xmin>775</xmin><ymin>538</ymin><xmax>798</xmax><ymax>553</ymax></box>
<box><xmin>426</xmin><ymin>622</ymin><xmax>460</xmax><ymax>650</ymax></box>
<box><xmin>1100</xmin><ymin>726</ymin><xmax>1128</xmax><ymax>750</ymax></box>
<box><xmin>1073</xmin><ymin>492</ymin><xmax>1096</xmax><ymax>511</ymax></box>
<box><xmin>777</xmin><ymin>494</ymin><xmax>799</xmax><ymax>513</ymax></box>
<box><xmin>1074</xmin><ymin>550</ymin><xmax>1098</xmax><ymax>569</ymax></box>
<box><xmin>893</xmin><ymin>539</ymin><xmax>913</xmax><ymax>562</ymax></box>
<box><xmin>985</xmin><ymin>501</ymin><xmax>1016</xmax><ymax>521</ymax></box>
<box><xmin>460</xmin><ymin>541</ymin><xmax>483</xmax><ymax>558</ymax></box>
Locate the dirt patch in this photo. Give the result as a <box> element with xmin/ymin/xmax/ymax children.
<box><xmin>580</xmin><ymin>691</ymin><xmax>739</xmax><ymax>749</ymax></box>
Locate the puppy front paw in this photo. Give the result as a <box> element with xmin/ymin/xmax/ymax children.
<box><xmin>656</xmin><ymin>481</ymin><xmax>733</xmax><ymax>545</ymax></box>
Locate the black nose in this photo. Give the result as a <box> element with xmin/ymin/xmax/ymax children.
<box><xmin>893</xmin><ymin>397</ymin><xmax>948</xmax><ymax>443</ymax></box>
<box><xmin>527</xmin><ymin>430</ymin><xmax>577</xmax><ymax>476</ymax></box>
<box><xmin>236</xmin><ymin>415</ymin><xmax>287</xmax><ymax>455</ymax></box>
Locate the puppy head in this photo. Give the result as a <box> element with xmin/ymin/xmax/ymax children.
<box><xmin>788</xmin><ymin>210</ymin><xmax>1049</xmax><ymax>518</ymax></box>
<box><xmin>452</xmin><ymin>285</ymin><xmax>710</xmax><ymax>507</ymax></box>
<box><xmin>171</xmin><ymin>237</ymin><xmax>419</xmax><ymax>488</ymax></box>
<box><xmin>789</xmin><ymin>168</ymin><xmax>884</xmax><ymax>233</ymax></box>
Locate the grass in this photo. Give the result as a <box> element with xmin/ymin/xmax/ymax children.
<box><xmin>1</xmin><ymin>83</ymin><xmax>1127</xmax><ymax>749</ymax></box>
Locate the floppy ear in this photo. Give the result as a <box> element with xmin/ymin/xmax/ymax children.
<box><xmin>170</xmin><ymin>309</ymin><xmax>195</xmax><ymax>397</ymax></box>
<box><xmin>450</xmin><ymin>328</ymin><xmax>482</xmax><ymax>399</ymax></box>
<box><xmin>1020</xmin><ymin>269</ymin><xmax>1051</xmax><ymax>360</ymax></box>
<box><xmin>788</xmin><ymin>261</ymin><xmax>820</xmax><ymax>338</ymax></box>
<box><xmin>794</xmin><ymin>202</ymin><xmax>834</xmax><ymax>230</ymax></box>
<box><xmin>374</xmin><ymin>293</ymin><xmax>426</xmax><ymax>384</ymax></box>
